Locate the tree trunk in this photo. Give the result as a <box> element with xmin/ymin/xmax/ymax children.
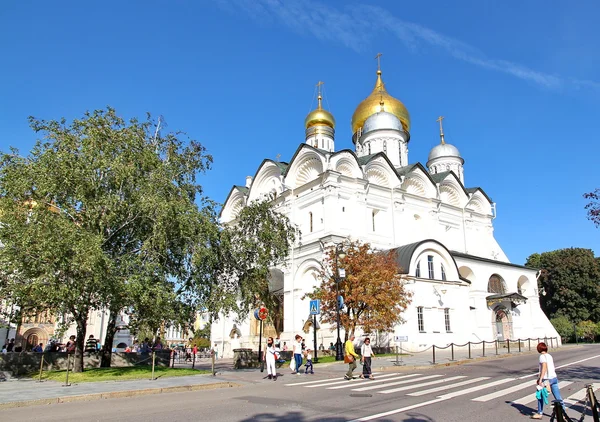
<box><xmin>73</xmin><ymin>316</ymin><xmax>87</xmax><ymax>373</ymax></box>
<box><xmin>100</xmin><ymin>310</ymin><xmax>118</xmax><ymax>368</ymax></box>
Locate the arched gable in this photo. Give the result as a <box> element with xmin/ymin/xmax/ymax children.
<box><xmin>331</xmin><ymin>150</ymin><xmax>362</xmax><ymax>179</ymax></box>
<box><xmin>393</xmin><ymin>239</ymin><xmax>462</xmax><ymax>282</ymax></box>
<box><xmin>284</xmin><ymin>145</ymin><xmax>326</xmax><ymax>189</ymax></box>
<box><xmin>364</xmin><ymin>158</ymin><xmax>395</xmax><ymax>188</ymax></box>
<box><xmin>466</xmin><ymin>190</ymin><xmax>493</xmax><ymax>215</ymax></box>
<box><xmin>247</xmin><ymin>160</ymin><xmax>285</xmax><ymax>203</ymax></box>
<box><xmin>401</xmin><ymin>166</ymin><xmax>437</xmax><ymax>198</ymax></box>
<box><xmin>295</xmin><ymin>258</ymin><xmax>323</xmax><ymax>291</ymax></box>
<box><xmin>220</xmin><ymin>186</ymin><xmax>247</xmax><ymax>223</ymax></box>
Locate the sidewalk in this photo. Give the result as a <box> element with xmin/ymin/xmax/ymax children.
<box><xmin>0</xmin><ymin>345</ymin><xmax>566</xmax><ymax>409</ymax></box>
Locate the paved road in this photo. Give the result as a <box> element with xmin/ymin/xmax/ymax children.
<box><xmin>3</xmin><ymin>344</ymin><xmax>600</xmax><ymax>421</ymax></box>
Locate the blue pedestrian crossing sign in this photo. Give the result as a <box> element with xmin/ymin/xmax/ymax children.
<box><xmin>309</xmin><ymin>299</ymin><xmax>321</xmax><ymax>315</ymax></box>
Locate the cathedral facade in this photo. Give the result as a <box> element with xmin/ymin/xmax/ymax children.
<box><xmin>212</xmin><ymin>67</ymin><xmax>558</xmax><ymax>358</ymax></box>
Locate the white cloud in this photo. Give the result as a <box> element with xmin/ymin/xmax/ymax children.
<box><xmin>216</xmin><ymin>0</ymin><xmax>597</xmax><ymax>91</ymax></box>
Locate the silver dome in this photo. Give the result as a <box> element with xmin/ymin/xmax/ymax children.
<box><xmin>428</xmin><ymin>143</ymin><xmax>462</xmax><ymax>161</ymax></box>
<box><xmin>362</xmin><ymin>111</ymin><xmax>403</xmax><ymax>135</ymax></box>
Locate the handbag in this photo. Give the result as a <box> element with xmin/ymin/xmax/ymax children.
<box><xmin>344</xmin><ymin>354</ymin><xmax>354</xmax><ymax>364</ymax></box>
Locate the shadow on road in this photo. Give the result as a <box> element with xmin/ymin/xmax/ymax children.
<box><xmin>238</xmin><ymin>411</ymin><xmax>395</xmax><ymax>422</ymax></box>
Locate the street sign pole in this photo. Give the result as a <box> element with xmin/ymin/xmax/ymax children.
<box><xmin>313</xmin><ymin>314</ymin><xmax>318</xmax><ymax>363</ymax></box>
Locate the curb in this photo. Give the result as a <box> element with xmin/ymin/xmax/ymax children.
<box><xmin>0</xmin><ymin>381</ymin><xmax>240</xmax><ymax>410</ymax></box>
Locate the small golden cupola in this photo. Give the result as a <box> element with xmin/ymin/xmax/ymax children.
<box><xmin>351</xmin><ymin>54</ymin><xmax>410</xmax><ymax>141</ymax></box>
<box><xmin>304</xmin><ymin>81</ymin><xmax>336</xmax><ymax>152</ymax></box>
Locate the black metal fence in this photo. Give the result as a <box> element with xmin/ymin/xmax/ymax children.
<box><xmin>422</xmin><ymin>337</ymin><xmax>560</xmax><ymax>364</ymax></box>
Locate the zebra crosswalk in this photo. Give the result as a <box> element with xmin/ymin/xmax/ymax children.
<box><xmin>284</xmin><ymin>371</ymin><xmax>596</xmax><ymax>409</ymax></box>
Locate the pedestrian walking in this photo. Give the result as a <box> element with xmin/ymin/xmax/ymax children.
<box><xmin>344</xmin><ymin>335</ymin><xmax>359</xmax><ymax>380</ymax></box>
<box><xmin>264</xmin><ymin>337</ymin><xmax>278</xmax><ymax>380</ymax></box>
<box><xmin>292</xmin><ymin>335</ymin><xmax>303</xmax><ymax>375</ymax></box>
<box><xmin>530</xmin><ymin>342</ymin><xmax>564</xmax><ymax>419</ymax></box>
<box><xmin>85</xmin><ymin>335</ymin><xmax>98</xmax><ymax>352</ymax></box>
<box><xmin>360</xmin><ymin>337</ymin><xmax>375</xmax><ymax>380</ymax></box>
<box><xmin>304</xmin><ymin>348</ymin><xmax>314</xmax><ymax>374</ymax></box>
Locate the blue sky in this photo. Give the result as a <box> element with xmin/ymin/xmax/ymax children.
<box><xmin>1</xmin><ymin>0</ymin><xmax>598</xmax><ymax>264</ymax></box>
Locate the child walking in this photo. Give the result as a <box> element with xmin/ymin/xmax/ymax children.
<box><xmin>304</xmin><ymin>348</ymin><xmax>314</xmax><ymax>374</ymax></box>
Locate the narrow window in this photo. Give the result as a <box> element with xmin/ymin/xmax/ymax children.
<box><xmin>383</xmin><ymin>140</ymin><xmax>387</xmax><ymax>154</ymax></box>
<box><xmin>309</xmin><ymin>212</ymin><xmax>313</xmax><ymax>232</ymax></box>
<box><xmin>427</xmin><ymin>255</ymin><xmax>434</xmax><ymax>279</ymax></box>
<box><xmin>417</xmin><ymin>307</ymin><xmax>425</xmax><ymax>332</ymax></box>
<box><xmin>445</xmin><ymin>308</ymin><xmax>451</xmax><ymax>332</ymax></box>
<box><xmin>441</xmin><ymin>264</ymin><xmax>446</xmax><ymax>281</ymax></box>
<box><xmin>415</xmin><ymin>261</ymin><xmax>421</xmax><ymax>278</ymax></box>
<box><xmin>368</xmin><ymin>143</ymin><xmax>371</xmax><ymax>155</ymax></box>
<box><xmin>372</xmin><ymin>210</ymin><xmax>376</xmax><ymax>232</ymax></box>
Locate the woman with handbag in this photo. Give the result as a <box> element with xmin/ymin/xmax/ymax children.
<box><xmin>344</xmin><ymin>335</ymin><xmax>359</xmax><ymax>380</ymax></box>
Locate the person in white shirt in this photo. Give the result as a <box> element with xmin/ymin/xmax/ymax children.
<box><xmin>292</xmin><ymin>335</ymin><xmax>303</xmax><ymax>375</ymax></box>
<box><xmin>360</xmin><ymin>337</ymin><xmax>375</xmax><ymax>380</ymax></box>
<box><xmin>531</xmin><ymin>342</ymin><xmax>564</xmax><ymax>419</ymax></box>
<box><xmin>264</xmin><ymin>337</ymin><xmax>278</xmax><ymax>381</ymax></box>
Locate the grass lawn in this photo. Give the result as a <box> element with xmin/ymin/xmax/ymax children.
<box><xmin>34</xmin><ymin>366</ymin><xmax>211</xmax><ymax>383</ymax></box>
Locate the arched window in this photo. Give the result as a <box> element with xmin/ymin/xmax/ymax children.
<box><xmin>427</xmin><ymin>255</ymin><xmax>435</xmax><ymax>279</ymax></box>
<box><xmin>441</xmin><ymin>264</ymin><xmax>447</xmax><ymax>281</ymax></box>
<box><xmin>488</xmin><ymin>274</ymin><xmax>506</xmax><ymax>294</ymax></box>
<box><xmin>415</xmin><ymin>261</ymin><xmax>421</xmax><ymax>278</ymax></box>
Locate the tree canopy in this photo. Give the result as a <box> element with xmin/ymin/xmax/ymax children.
<box><xmin>526</xmin><ymin>248</ymin><xmax>600</xmax><ymax>323</ymax></box>
<box><xmin>584</xmin><ymin>188</ymin><xmax>600</xmax><ymax>227</ymax></box>
<box><xmin>305</xmin><ymin>241</ymin><xmax>412</xmax><ymax>339</ymax></box>
<box><xmin>0</xmin><ymin>107</ymin><xmax>296</xmax><ymax>371</ymax></box>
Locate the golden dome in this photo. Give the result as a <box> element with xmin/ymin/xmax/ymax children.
<box><xmin>351</xmin><ymin>70</ymin><xmax>410</xmax><ymax>134</ymax></box>
<box><xmin>305</xmin><ymin>94</ymin><xmax>335</xmax><ymax>129</ymax></box>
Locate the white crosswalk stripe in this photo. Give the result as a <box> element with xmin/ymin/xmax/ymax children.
<box><xmin>304</xmin><ymin>373</ymin><xmax>402</xmax><ymax>388</ymax></box>
<box><xmin>378</xmin><ymin>376</ymin><xmax>467</xmax><ymax>394</ymax></box>
<box><xmin>473</xmin><ymin>379</ymin><xmax>548</xmax><ymax>402</ymax></box>
<box><xmin>407</xmin><ymin>376</ymin><xmax>490</xmax><ymax>396</ymax></box>
<box><xmin>438</xmin><ymin>378</ymin><xmax>516</xmax><ymax>399</ymax></box>
<box><xmin>284</xmin><ymin>370</ymin><xmax>599</xmax><ymax>418</ymax></box>
<box><xmin>331</xmin><ymin>374</ymin><xmax>442</xmax><ymax>391</ymax></box>
<box><xmin>510</xmin><ymin>381</ymin><xmax>573</xmax><ymax>405</ymax></box>
<box><xmin>327</xmin><ymin>373</ymin><xmax>425</xmax><ymax>390</ymax></box>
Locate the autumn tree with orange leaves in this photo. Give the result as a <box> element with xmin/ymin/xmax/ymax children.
<box><xmin>305</xmin><ymin>241</ymin><xmax>412</xmax><ymax>340</ymax></box>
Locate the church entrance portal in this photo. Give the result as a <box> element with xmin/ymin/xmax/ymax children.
<box><xmin>494</xmin><ymin>309</ymin><xmax>510</xmax><ymax>341</ymax></box>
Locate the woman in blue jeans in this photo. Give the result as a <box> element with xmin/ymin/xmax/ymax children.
<box><xmin>292</xmin><ymin>335</ymin><xmax>303</xmax><ymax>375</ymax></box>
<box><xmin>531</xmin><ymin>342</ymin><xmax>564</xmax><ymax>419</ymax></box>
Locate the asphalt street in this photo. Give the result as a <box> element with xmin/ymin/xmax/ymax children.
<box><xmin>3</xmin><ymin>344</ymin><xmax>600</xmax><ymax>421</ymax></box>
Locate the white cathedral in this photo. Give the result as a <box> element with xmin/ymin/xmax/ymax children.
<box><xmin>211</xmin><ymin>65</ymin><xmax>559</xmax><ymax>358</ymax></box>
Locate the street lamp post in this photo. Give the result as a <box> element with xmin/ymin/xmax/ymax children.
<box><xmin>334</xmin><ymin>244</ymin><xmax>346</xmax><ymax>361</ymax></box>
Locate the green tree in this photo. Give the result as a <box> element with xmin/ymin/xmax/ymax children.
<box><xmin>526</xmin><ymin>248</ymin><xmax>600</xmax><ymax>323</ymax></box>
<box><xmin>576</xmin><ymin>320</ymin><xmax>597</xmax><ymax>342</ymax></box>
<box><xmin>305</xmin><ymin>241</ymin><xmax>412</xmax><ymax>340</ymax></box>
<box><xmin>195</xmin><ymin>199</ymin><xmax>296</xmax><ymax>331</ymax></box>
<box><xmin>0</xmin><ymin>108</ymin><xmax>214</xmax><ymax>371</ymax></box>
<box><xmin>550</xmin><ymin>316</ymin><xmax>575</xmax><ymax>342</ymax></box>
<box><xmin>584</xmin><ymin>189</ymin><xmax>600</xmax><ymax>227</ymax></box>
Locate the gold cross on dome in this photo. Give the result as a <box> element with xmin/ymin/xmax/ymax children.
<box><xmin>375</xmin><ymin>53</ymin><xmax>383</xmax><ymax>71</ymax></box>
<box><xmin>436</xmin><ymin>116</ymin><xmax>445</xmax><ymax>135</ymax></box>
<box><xmin>316</xmin><ymin>81</ymin><xmax>324</xmax><ymax>95</ymax></box>
<box><xmin>436</xmin><ymin>116</ymin><xmax>446</xmax><ymax>144</ymax></box>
